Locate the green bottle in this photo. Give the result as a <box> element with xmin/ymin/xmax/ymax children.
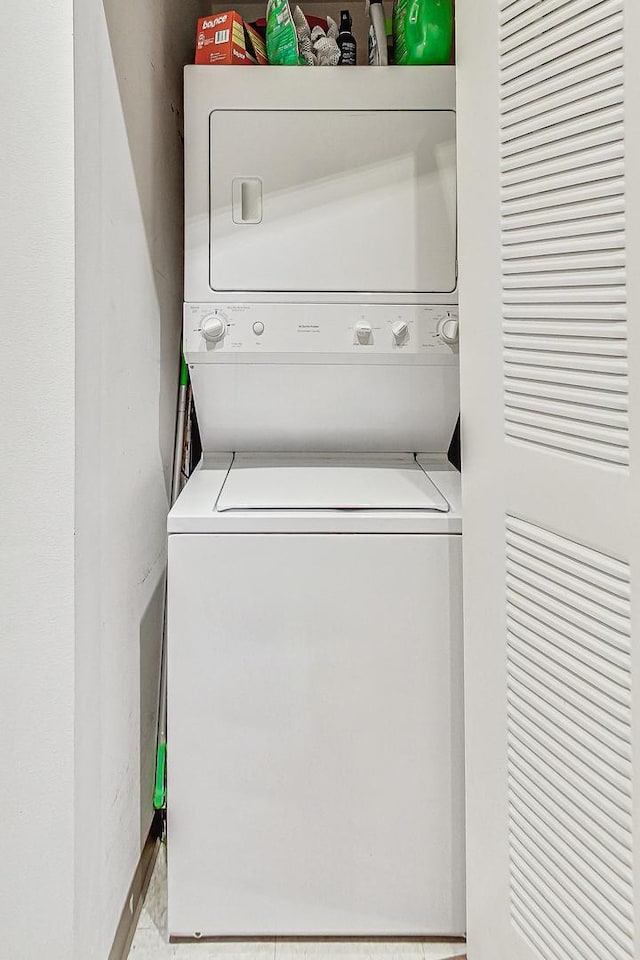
<box><xmin>393</xmin><ymin>0</ymin><xmax>453</xmax><ymax>65</ymax></box>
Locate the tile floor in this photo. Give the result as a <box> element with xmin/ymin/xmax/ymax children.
<box><xmin>128</xmin><ymin>846</ymin><xmax>466</xmax><ymax>960</ymax></box>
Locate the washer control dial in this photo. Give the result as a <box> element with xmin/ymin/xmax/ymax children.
<box><xmin>201</xmin><ymin>313</ymin><xmax>227</xmax><ymax>343</ymax></box>
<box><xmin>392</xmin><ymin>320</ymin><xmax>409</xmax><ymax>344</ymax></box>
<box><xmin>437</xmin><ymin>316</ymin><xmax>459</xmax><ymax>345</ymax></box>
<box><xmin>355</xmin><ymin>321</ymin><xmax>372</xmax><ymax>344</ymax></box>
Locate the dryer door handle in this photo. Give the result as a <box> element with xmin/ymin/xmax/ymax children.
<box><xmin>232</xmin><ymin>178</ymin><xmax>263</xmax><ymax>224</ymax></box>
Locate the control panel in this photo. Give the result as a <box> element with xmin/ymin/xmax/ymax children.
<box><xmin>184</xmin><ymin>303</ymin><xmax>459</xmax><ymax>359</ymax></box>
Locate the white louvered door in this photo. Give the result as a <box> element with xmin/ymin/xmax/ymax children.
<box><xmin>456</xmin><ymin>2</ymin><xmax>639</xmax><ymax>959</ymax></box>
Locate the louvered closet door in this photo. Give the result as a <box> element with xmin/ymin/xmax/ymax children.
<box><xmin>456</xmin><ymin>2</ymin><xmax>639</xmax><ymax>959</ymax></box>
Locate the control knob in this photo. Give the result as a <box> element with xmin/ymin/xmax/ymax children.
<box><xmin>437</xmin><ymin>316</ymin><xmax>459</xmax><ymax>345</ymax></box>
<box><xmin>201</xmin><ymin>313</ymin><xmax>227</xmax><ymax>343</ymax></box>
<box><xmin>355</xmin><ymin>321</ymin><xmax>372</xmax><ymax>344</ymax></box>
<box><xmin>392</xmin><ymin>320</ymin><xmax>409</xmax><ymax>344</ymax></box>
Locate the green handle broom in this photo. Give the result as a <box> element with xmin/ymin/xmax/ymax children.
<box><xmin>154</xmin><ymin>353</ymin><xmax>189</xmax><ymax>811</ymax></box>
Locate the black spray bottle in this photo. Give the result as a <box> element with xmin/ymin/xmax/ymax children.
<box><xmin>337</xmin><ymin>10</ymin><xmax>357</xmax><ymax>64</ymax></box>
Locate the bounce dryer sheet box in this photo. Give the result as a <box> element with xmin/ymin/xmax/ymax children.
<box><xmin>195</xmin><ymin>12</ymin><xmax>268</xmax><ymax>65</ymax></box>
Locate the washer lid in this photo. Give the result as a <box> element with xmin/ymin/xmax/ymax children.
<box><xmin>216</xmin><ymin>456</ymin><xmax>449</xmax><ymax>512</ymax></box>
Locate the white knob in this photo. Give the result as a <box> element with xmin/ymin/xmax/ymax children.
<box><xmin>437</xmin><ymin>316</ymin><xmax>459</xmax><ymax>345</ymax></box>
<box><xmin>201</xmin><ymin>313</ymin><xmax>227</xmax><ymax>343</ymax></box>
<box><xmin>392</xmin><ymin>320</ymin><xmax>409</xmax><ymax>344</ymax></box>
<box><xmin>355</xmin><ymin>321</ymin><xmax>372</xmax><ymax>344</ymax></box>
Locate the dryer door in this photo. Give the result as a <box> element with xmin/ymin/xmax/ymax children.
<box><xmin>209</xmin><ymin>109</ymin><xmax>457</xmax><ymax>294</ymax></box>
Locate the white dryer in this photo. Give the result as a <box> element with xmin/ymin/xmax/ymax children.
<box><xmin>169</xmin><ymin>65</ymin><xmax>464</xmax><ymax>939</ymax></box>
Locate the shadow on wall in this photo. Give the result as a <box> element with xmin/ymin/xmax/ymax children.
<box><xmin>102</xmin><ymin>0</ymin><xmax>210</xmax><ymax>501</ymax></box>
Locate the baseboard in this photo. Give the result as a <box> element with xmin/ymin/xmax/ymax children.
<box><xmin>108</xmin><ymin>811</ymin><xmax>163</xmax><ymax>960</ymax></box>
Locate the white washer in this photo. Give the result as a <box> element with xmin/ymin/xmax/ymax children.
<box><xmin>169</xmin><ymin>67</ymin><xmax>464</xmax><ymax>939</ymax></box>
<box><xmin>168</xmin><ymin>454</ymin><xmax>464</xmax><ymax>937</ymax></box>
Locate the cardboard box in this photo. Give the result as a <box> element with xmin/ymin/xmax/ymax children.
<box><xmin>195</xmin><ymin>12</ymin><xmax>267</xmax><ymax>65</ymax></box>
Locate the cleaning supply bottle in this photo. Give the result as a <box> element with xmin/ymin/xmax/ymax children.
<box><xmin>337</xmin><ymin>10</ymin><xmax>357</xmax><ymax>64</ymax></box>
<box><xmin>368</xmin><ymin>0</ymin><xmax>388</xmax><ymax>65</ymax></box>
<box><xmin>393</xmin><ymin>0</ymin><xmax>453</xmax><ymax>65</ymax></box>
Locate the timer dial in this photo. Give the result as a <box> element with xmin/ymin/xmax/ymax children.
<box><xmin>437</xmin><ymin>316</ymin><xmax>459</xmax><ymax>345</ymax></box>
<box><xmin>201</xmin><ymin>313</ymin><xmax>227</xmax><ymax>343</ymax></box>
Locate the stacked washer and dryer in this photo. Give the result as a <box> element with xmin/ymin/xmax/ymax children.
<box><xmin>168</xmin><ymin>67</ymin><xmax>464</xmax><ymax>939</ymax></box>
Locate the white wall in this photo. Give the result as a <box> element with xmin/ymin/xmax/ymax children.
<box><xmin>1</xmin><ymin>0</ymin><xmax>208</xmax><ymax>957</ymax></box>
<box><xmin>73</xmin><ymin>1</ymin><xmax>209</xmax><ymax>957</ymax></box>
<box><xmin>0</xmin><ymin>1</ymin><xmax>76</xmax><ymax>957</ymax></box>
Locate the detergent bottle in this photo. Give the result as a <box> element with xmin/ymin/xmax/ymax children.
<box><xmin>393</xmin><ymin>0</ymin><xmax>453</xmax><ymax>65</ymax></box>
<box><xmin>368</xmin><ymin>0</ymin><xmax>388</xmax><ymax>65</ymax></box>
